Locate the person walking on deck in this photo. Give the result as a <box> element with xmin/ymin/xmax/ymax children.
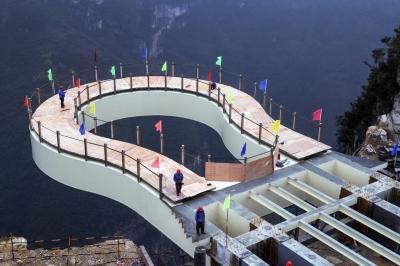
<box><xmin>58</xmin><ymin>85</ymin><xmax>66</xmax><ymax>108</ymax></box>
<box><xmin>173</xmin><ymin>169</ymin><xmax>184</xmax><ymax>196</ymax></box>
<box><xmin>195</xmin><ymin>207</ymin><xmax>205</xmax><ymax>235</ymax></box>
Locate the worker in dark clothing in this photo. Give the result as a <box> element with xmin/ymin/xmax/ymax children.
<box><xmin>58</xmin><ymin>85</ymin><xmax>66</xmax><ymax>108</ymax></box>
<box><xmin>211</xmin><ymin>81</ymin><xmax>217</xmax><ymax>90</ymax></box>
<box><xmin>173</xmin><ymin>169</ymin><xmax>184</xmax><ymax>196</ymax></box>
<box><xmin>195</xmin><ymin>207</ymin><xmax>205</xmax><ymax>235</ymax></box>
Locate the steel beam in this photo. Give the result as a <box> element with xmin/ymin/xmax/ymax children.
<box><xmin>339</xmin><ymin>204</ymin><xmax>400</xmax><ymax>244</ymax></box>
<box><xmin>268</xmin><ymin>185</ymin><xmax>315</xmax><ymax>212</ymax></box>
<box><xmin>320</xmin><ymin>213</ymin><xmax>400</xmax><ymax>265</ymax></box>
<box><xmin>287</xmin><ymin>178</ymin><xmax>334</xmax><ymax>204</ymax></box>
<box><xmin>249</xmin><ymin>191</ymin><xmax>294</xmax><ymax>220</ymax></box>
<box><xmin>299</xmin><ymin>221</ymin><xmax>376</xmax><ymax>266</ymax></box>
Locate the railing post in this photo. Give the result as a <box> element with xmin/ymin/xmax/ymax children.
<box><xmin>84</xmin><ymin>138</ymin><xmax>88</xmax><ymax>161</ymax></box>
<box><xmin>113</xmin><ymin>78</ymin><xmax>116</xmax><ymax>94</ymax></box>
<box><xmin>145</xmin><ymin>60</ymin><xmax>149</xmax><ymax>75</ymax></box>
<box><xmin>208</xmin><ymin>82</ymin><xmax>211</xmax><ymax>100</ymax></box>
<box><xmin>137</xmin><ymin>158</ymin><xmax>141</xmax><ymax>182</ymax></box>
<box><xmin>98</xmin><ymin>80</ymin><xmax>102</xmax><ymax>95</ymax></box>
<box><xmin>279</xmin><ymin>105</ymin><xmax>283</xmax><ymax>121</ymax></box>
<box><xmin>28</xmin><ymin>98</ymin><xmax>33</xmax><ymax>130</ymax></box>
<box><xmin>239</xmin><ymin>74</ymin><xmax>243</xmax><ymax>91</ymax></box>
<box><xmin>241</xmin><ymin>113</ymin><xmax>244</xmax><ymax>134</ymax></box>
<box><xmin>181</xmin><ymin>74</ymin><xmax>184</xmax><ymax>92</ymax></box>
<box><xmin>147</xmin><ymin>72</ymin><xmax>150</xmax><ymax>90</ymax></box>
<box><xmin>159</xmin><ymin>173</ymin><xmax>163</xmax><ymax>199</ymax></box>
<box><xmin>56</xmin><ymin>130</ymin><xmax>60</xmax><ymax>153</ymax></box>
<box><xmin>164</xmin><ymin>73</ymin><xmax>167</xmax><ymax>90</ymax></box>
<box><xmin>262</xmin><ymin>92</ymin><xmax>267</xmax><ymax>109</ymax></box>
<box><xmin>82</xmin><ymin>111</ymin><xmax>86</xmax><ymax>125</ymax></box>
<box><xmin>292</xmin><ymin>112</ymin><xmax>297</xmax><ymax>130</ymax></box>
<box><xmin>119</xmin><ymin>63</ymin><xmax>123</xmax><ymax>78</ymax></box>
<box><xmin>130</xmin><ymin>73</ymin><xmax>133</xmax><ymax>91</ymax></box>
<box><xmin>269</xmin><ymin>98</ymin><xmax>273</xmax><ymax>115</ymax></box>
<box><xmin>10</xmin><ymin>233</ymin><xmax>14</xmax><ymax>260</ymax></box>
<box><xmin>229</xmin><ymin>103</ymin><xmax>232</xmax><ymax>123</ymax></box>
<box><xmin>222</xmin><ymin>93</ymin><xmax>226</xmax><ymax>113</ymax></box>
<box><xmin>36</xmin><ymin>88</ymin><xmax>41</xmax><ymax>105</ymax></box>
<box><xmin>94</xmin><ymin>65</ymin><xmax>98</xmax><ymax>81</ymax></box>
<box><xmin>78</xmin><ymin>91</ymin><xmax>81</xmax><ymax>107</ymax></box>
<box><xmin>258</xmin><ymin>123</ymin><xmax>262</xmax><ymax>144</ymax></box>
<box><xmin>181</xmin><ymin>144</ymin><xmax>185</xmax><ymax>165</ymax></box>
<box><xmin>196</xmin><ymin>78</ymin><xmax>199</xmax><ymax>95</ymax></box>
<box><xmin>74</xmin><ymin>98</ymin><xmax>78</xmax><ymax>121</ymax></box>
<box><xmin>196</xmin><ymin>64</ymin><xmax>200</xmax><ymax>79</ymax></box>
<box><xmin>51</xmin><ymin>80</ymin><xmax>55</xmax><ymax>95</ymax></box>
<box><xmin>217</xmin><ymin>87</ymin><xmax>221</xmax><ymax>106</ymax></box>
<box><xmin>219</xmin><ymin>68</ymin><xmax>222</xmax><ymax>83</ymax></box>
<box><xmin>86</xmin><ymin>85</ymin><xmax>90</xmax><ymax>101</ymax></box>
<box><xmin>94</xmin><ymin>117</ymin><xmax>97</xmax><ymax>134</ymax></box>
<box><xmin>317</xmin><ymin>122</ymin><xmax>322</xmax><ymax>142</ymax></box>
<box><xmin>110</xmin><ymin>120</ymin><xmax>114</xmax><ymax>139</ymax></box>
<box><xmin>122</xmin><ymin>150</ymin><xmax>125</xmax><ymax>173</ymax></box>
<box><xmin>71</xmin><ymin>70</ymin><xmax>75</xmax><ymax>86</ymax></box>
<box><xmin>253</xmin><ymin>82</ymin><xmax>257</xmax><ymax>98</ymax></box>
<box><xmin>160</xmin><ymin>133</ymin><xmax>164</xmax><ymax>154</ymax></box>
<box><xmin>38</xmin><ymin>121</ymin><xmax>42</xmax><ymax>143</ymax></box>
<box><xmin>208</xmin><ymin>154</ymin><xmax>211</xmax><ymax>162</ymax></box>
<box><xmin>136</xmin><ymin>125</ymin><xmax>140</xmax><ymax>145</ymax></box>
<box><xmin>171</xmin><ymin>61</ymin><xmax>175</xmax><ymax>77</ymax></box>
<box><xmin>244</xmin><ymin>157</ymin><xmax>248</xmax><ymax>164</ymax></box>
<box><xmin>104</xmin><ymin>143</ymin><xmax>108</xmax><ymax>166</ymax></box>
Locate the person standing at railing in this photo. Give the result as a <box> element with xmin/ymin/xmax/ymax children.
<box><xmin>58</xmin><ymin>85</ymin><xmax>66</xmax><ymax>108</ymax></box>
<box><xmin>195</xmin><ymin>207</ymin><xmax>206</xmax><ymax>235</ymax></box>
<box><xmin>173</xmin><ymin>169</ymin><xmax>184</xmax><ymax>196</ymax></box>
<box><xmin>211</xmin><ymin>81</ymin><xmax>217</xmax><ymax>90</ymax></box>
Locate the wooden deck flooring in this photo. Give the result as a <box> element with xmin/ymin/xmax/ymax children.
<box><xmin>31</xmin><ymin>76</ymin><xmax>330</xmax><ymax>202</ymax></box>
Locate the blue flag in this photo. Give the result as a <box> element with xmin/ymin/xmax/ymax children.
<box><xmin>392</xmin><ymin>143</ymin><xmax>398</xmax><ymax>157</ymax></box>
<box><xmin>79</xmin><ymin>123</ymin><xmax>85</xmax><ymax>135</ymax></box>
<box><xmin>240</xmin><ymin>142</ymin><xmax>247</xmax><ymax>157</ymax></box>
<box><xmin>142</xmin><ymin>47</ymin><xmax>148</xmax><ymax>61</ymax></box>
<box><xmin>259</xmin><ymin>79</ymin><xmax>267</xmax><ymax>91</ymax></box>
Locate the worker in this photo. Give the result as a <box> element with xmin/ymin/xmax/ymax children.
<box><xmin>58</xmin><ymin>85</ymin><xmax>66</xmax><ymax>108</ymax></box>
<box><xmin>195</xmin><ymin>207</ymin><xmax>205</xmax><ymax>235</ymax></box>
<box><xmin>173</xmin><ymin>169</ymin><xmax>184</xmax><ymax>196</ymax></box>
<box><xmin>211</xmin><ymin>81</ymin><xmax>217</xmax><ymax>90</ymax></box>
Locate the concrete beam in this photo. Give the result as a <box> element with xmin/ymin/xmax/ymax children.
<box><xmin>287</xmin><ymin>178</ymin><xmax>334</xmax><ymax>204</ymax></box>
<box><xmin>339</xmin><ymin>204</ymin><xmax>400</xmax><ymax>245</ymax></box>
<box><xmin>268</xmin><ymin>185</ymin><xmax>315</xmax><ymax>212</ymax></box>
<box><xmin>320</xmin><ymin>213</ymin><xmax>400</xmax><ymax>265</ymax></box>
<box><xmin>299</xmin><ymin>221</ymin><xmax>376</xmax><ymax>266</ymax></box>
<box><xmin>249</xmin><ymin>191</ymin><xmax>294</xmax><ymax>220</ymax></box>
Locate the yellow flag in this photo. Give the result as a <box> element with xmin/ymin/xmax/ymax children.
<box><xmin>271</xmin><ymin>120</ymin><xmax>280</xmax><ymax>133</ymax></box>
<box><xmin>226</xmin><ymin>90</ymin><xmax>233</xmax><ymax>104</ymax></box>
<box><xmin>89</xmin><ymin>102</ymin><xmax>96</xmax><ymax>116</ymax></box>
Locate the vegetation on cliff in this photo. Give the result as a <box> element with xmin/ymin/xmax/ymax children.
<box><xmin>336</xmin><ymin>26</ymin><xmax>400</xmax><ymax>153</ymax></box>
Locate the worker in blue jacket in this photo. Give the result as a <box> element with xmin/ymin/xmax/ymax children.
<box><xmin>195</xmin><ymin>207</ymin><xmax>205</xmax><ymax>235</ymax></box>
<box><xmin>58</xmin><ymin>85</ymin><xmax>66</xmax><ymax>108</ymax></box>
<box><xmin>173</xmin><ymin>169</ymin><xmax>184</xmax><ymax>196</ymax></box>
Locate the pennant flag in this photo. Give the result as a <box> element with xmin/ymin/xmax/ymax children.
<box><xmin>155</xmin><ymin>120</ymin><xmax>162</xmax><ymax>132</ymax></box>
<box><xmin>89</xmin><ymin>102</ymin><xmax>96</xmax><ymax>116</ymax></box>
<box><xmin>23</xmin><ymin>96</ymin><xmax>29</xmax><ymax>109</ymax></box>
<box><xmin>207</xmin><ymin>70</ymin><xmax>212</xmax><ymax>81</ymax></box>
<box><xmin>391</xmin><ymin>143</ymin><xmax>399</xmax><ymax>157</ymax></box>
<box><xmin>110</xmin><ymin>65</ymin><xmax>116</xmax><ymax>77</ymax></box>
<box><xmin>79</xmin><ymin>123</ymin><xmax>85</xmax><ymax>135</ymax></box>
<box><xmin>259</xmin><ymin>79</ymin><xmax>267</xmax><ymax>91</ymax></box>
<box><xmin>93</xmin><ymin>48</ymin><xmax>97</xmax><ymax>63</ymax></box>
<box><xmin>75</xmin><ymin>78</ymin><xmax>81</xmax><ymax>88</ymax></box>
<box><xmin>226</xmin><ymin>90</ymin><xmax>233</xmax><ymax>104</ymax></box>
<box><xmin>161</xmin><ymin>61</ymin><xmax>167</xmax><ymax>73</ymax></box>
<box><xmin>142</xmin><ymin>47</ymin><xmax>148</xmax><ymax>61</ymax></box>
<box><xmin>240</xmin><ymin>142</ymin><xmax>247</xmax><ymax>157</ymax></box>
<box><xmin>312</xmin><ymin>108</ymin><xmax>322</xmax><ymax>122</ymax></box>
<box><xmin>223</xmin><ymin>194</ymin><xmax>231</xmax><ymax>210</ymax></box>
<box><xmin>47</xmin><ymin>68</ymin><xmax>53</xmax><ymax>81</ymax></box>
<box><xmin>216</xmin><ymin>56</ymin><xmax>222</xmax><ymax>66</ymax></box>
<box><xmin>271</xmin><ymin>120</ymin><xmax>280</xmax><ymax>133</ymax></box>
<box><xmin>151</xmin><ymin>156</ymin><xmax>160</xmax><ymax>168</ymax></box>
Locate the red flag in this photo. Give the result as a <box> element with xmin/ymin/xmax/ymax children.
<box><xmin>93</xmin><ymin>48</ymin><xmax>97</xmax><ymax>63</ymax></box>
<box><xmin>154</xmin><ymin>120</ymin><xmax>162</xmax><ymax>132</ymax></box>
<box><xmin>207</xmin><ymin>70</ymin><xmax>212</xmax><ymax>81</ymax></box>
<box><xmin>286</xmin><ymin>261</ymin><xmax>293</xmax><ymax>266</ymax></box>
<box><xmin>23</xmin><ymin>96</ymin><xmax>29</xmax><ymax>109</ymax></box>
<box><xmin>312</xmin><ymin>108</ymin><xmax>322</xmax><ymax>122</ymax></box>
<box><xmin>75</xmin><ymin>78</ymin><xmax>81</xmax><ymax>88</ymax></box>
<box><xmin>151</xmin><ymin>156</ymin><xmax>160</xmax><ymax>168</ymax></box>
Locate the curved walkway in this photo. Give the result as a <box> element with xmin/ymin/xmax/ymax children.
<box><xmin>31</xmin><ymin>76</ymin><xmax>330</xmax><ymax>202</ymax></box>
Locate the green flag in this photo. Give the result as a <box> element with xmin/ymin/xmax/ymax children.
<box><xmin>216</xmin><ymin>56</ymin><xmax>222</xmax><ymax>66</ymax></box>
<box><xmin>161</xmin><ymin>61</ymin><xmax>167</xmax><ymax>72</ymax></box>
<box><xmin>110</xmin><ymin>65</ymin><xmax>116</xmax><ymax>77</ymax></box>
<box><xmin>226</xmin><ymin>90</ymin><xmax>233</xmax><ymax>104</ymax></box>
<box><xmin>47</xmin><ymin>68</ymin><xmax>53</xmax><ymax>81</ymax></box>
<box><xmin>223</xmin><ymin>194</ymin><xmax>231</xmax><ymax>210</ymax></box>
